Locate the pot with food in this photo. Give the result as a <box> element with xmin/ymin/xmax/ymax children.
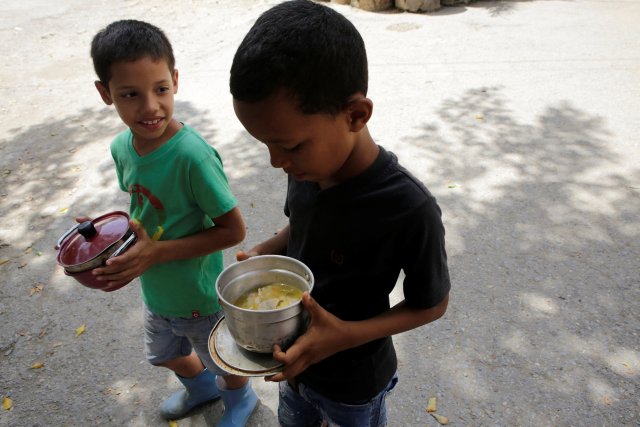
<box><xmin>216</xmin><ymin>255</ymin><xmax>314</xmax><ymax>353</ymax></box>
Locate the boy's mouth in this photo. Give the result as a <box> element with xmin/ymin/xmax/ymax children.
<box><xmin>139</xmin><ymin>118</ymin><xmax>163</xmax><ymax>130</ymax></box>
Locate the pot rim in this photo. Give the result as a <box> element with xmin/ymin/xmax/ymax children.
<box><xmin>216</xmin><ymin>255</ymin><xmax>314</xmax><ymax>314</ymax></box>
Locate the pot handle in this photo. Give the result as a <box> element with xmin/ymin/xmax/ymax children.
<box><xmin>56</xmin><ymin>223</ymin><xmax>80</xmax><ymax>249</ymax></box>
<box><xmin>109</xmin><ymin>233</ymin><xmax>137</xmax><ymax>259</ymax></box>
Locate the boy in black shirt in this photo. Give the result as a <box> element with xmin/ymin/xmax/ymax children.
<box><xmin>230</xmin><ymin>1</ymin><xmax>450</xmax><ymax>425</ymax></box>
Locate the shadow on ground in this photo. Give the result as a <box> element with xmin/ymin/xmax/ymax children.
<box><xmin>388</xmin><ymin>86</ymin><xmax>639</xmax><ymax>425</ymax></box>
<box><xmin>0</xmin><ymin>100</ymin><xmax>282</xmax><ymax>426</ymax></box>
<box><xmin>1</xmin><ymin>88</ymin><xmax>638</xmax><ymax>426</ymax></box>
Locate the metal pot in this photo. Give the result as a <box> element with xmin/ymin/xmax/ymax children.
<box><xmin>216</xmin><ymin>255</ymin><xmax>314</xmax><ymax>353</ymax></box>
<box><xmin>56</xmin><ymin>211</ymin><xmax>136</xmax><ymax>292</ymax></box>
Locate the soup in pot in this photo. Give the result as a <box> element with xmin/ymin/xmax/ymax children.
<box><xmin>234</xmin><ymin>283</ymin><xmax>303</xmax><ymax>310</ymax></box>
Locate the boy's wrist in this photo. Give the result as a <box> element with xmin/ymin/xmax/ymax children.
<box><xmin>149</xmin><ymin>239</ymin><xmax>170</xmax><ymax>265</ymax></box>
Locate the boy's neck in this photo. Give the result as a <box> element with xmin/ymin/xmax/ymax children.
<box><xmin>132</xmin><ymin>119</ymin><xmax>182</xmax><ymax>156</ymax></box>
<box><xmin>319</xmin><ymin>126</ymin><xmax>379</xmax><ymax>190</ymax></box>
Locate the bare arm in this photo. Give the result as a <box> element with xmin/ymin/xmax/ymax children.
<box><xmin>267</xmin><ymin>292</ymin><xmax>449</xmax><ymax>382</ymax></box>
<box><xmin>93</xmin><ymin>207</ymin><xmax>246</xmax><ymax>289</ymax></box>
<box><xmin>236</xmin><ymin>224</ymin><xmax>289</xmax><ymax>260</ymax></box>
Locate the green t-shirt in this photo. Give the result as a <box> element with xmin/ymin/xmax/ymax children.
<box><xmin>110</xmin><ymin>124</ymin><xmax>237</xmax><ymax>317</ymax></box>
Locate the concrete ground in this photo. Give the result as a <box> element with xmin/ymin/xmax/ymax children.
<box><xmin>1</xmin><ymin>0</ymin><xmax>638</xmax><ymax>426</ymax></box>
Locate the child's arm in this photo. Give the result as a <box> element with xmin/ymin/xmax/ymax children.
<box><xmin>236</xmin><ymin>224</ymin><xmax>289</xmax><ymax>260</ymax></box>
<box><xmin>266</xmin><ymin>291</ymin><xmax>449</xmax><ymax>383</ymax></box>
<box><xmin>92</xmin><ymin>207</ymin><xmax>246</xmax><ymax>290</ymax></box>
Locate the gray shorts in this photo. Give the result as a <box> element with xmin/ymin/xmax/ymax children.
<box><xmin>143</xmin><ymin>305</ymin><xmax>228</xmax><ymax>376</ymax></box>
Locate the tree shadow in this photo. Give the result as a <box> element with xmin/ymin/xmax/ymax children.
<box><xmin>2</xmin><ymin>86</ymin><xmax>637</xmax><ymax>425</ymax></box>
<box><xmin>466</xmin><ymin>0</ymin><xmax>536</xmax><ymax>17</ymax></box>
<box><xmin>387</xmin><ymin>86</ymin><xmax>639</xmax><ymax>425</ymax></box>
<box><xmin>0</xmin><ymin>100</ymin><xmax>283</xmax><ymax>426</ymax></box>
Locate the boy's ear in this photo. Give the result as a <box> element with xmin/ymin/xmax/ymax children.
<box><xmin>94</xmin><ymin>81</ymin><xmax>113</xmax><ymax>105</ymax></box>
<box><xmin>172</xmin><ymin>69</ymin><xmax>179</xmax><ymax>94</ymax></box>
<box><xmin>345</xmin><ymin>95</ymin><xmax>373</xmax><ymax>132</ymax></box>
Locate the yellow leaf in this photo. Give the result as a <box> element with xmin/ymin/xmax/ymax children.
<box><xmin>430</xmin><ymin>413</ymin><xmax>449</xmax><ymax>425</ymax></box>
<box><xmin>2</xmin><ymin>396</ymin><xmax>12</xmax><ymax>410</ymax></box>
<box><xmin>0</xmin><ymin>258</ymin><xmax>9</xmax><ymax>266</ymax></box>
<box><xmin>475</xmin><ymin>114</ymin><xmax>484</xmax><ymax>121</ymax></box>
<box><xmin>168</xmin><ymin>421</ymin><xmax>178</xmax><ymax>427</ymax></box>
<box><xmin>29</xmin><ymin>283</ymin><xmax>44</xmax><ymax>296</ymax></box>
<box><xmin>31</xmin><ymin>362</ymin><xmax>44</xmax><ymax>369</ymax></box>
<box><xmin>75</xmin><ymin>324</ymin><xmax>86</xmax><ymax>336</ymax></box>
<box><xmin>427</xmin><ymin>396</ymin><xmax>437</xmax><ymax>412</ymax></box>
<box><xmin>59</xmin><ymin>207</ymin><xmax>69</xmax><ymax>213</ymax></box>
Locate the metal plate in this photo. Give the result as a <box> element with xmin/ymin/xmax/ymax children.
<box><xmin>208</xmin><ymin>317</ymin><xmax>284</xmax><ymax>377</ymax></box>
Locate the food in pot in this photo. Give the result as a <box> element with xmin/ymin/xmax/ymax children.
<box><xmin>233</xmin><ymin>283</ymin><xmax>303</xmax><ymax>310</ymax></box>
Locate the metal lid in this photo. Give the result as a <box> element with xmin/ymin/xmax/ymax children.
<box><xmin>57</xmin><ymin>211</ymin><xmax>130</xmax><ymax>268</ymax></box>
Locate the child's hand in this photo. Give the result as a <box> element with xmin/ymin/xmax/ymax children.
<box><xmin>91</xmin><ymin>220</ymin><xmax>156</xmax><ymax>290</ymax></box>
<box><xmin>235</xmin><ymin>249</ymin><xmax>260</xmax><ymax>261</ymax></box>
<box><xmin>75</xmin><ymin>215</ymin><xmax>92</xmax><ymax>224</ymax></box>
<box><xmin>266</xmin><ymin>292</ymin><xmax>353</xmax><ymax>382</ymax></box>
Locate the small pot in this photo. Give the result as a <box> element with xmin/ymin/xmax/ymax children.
<box><xmin>216</xmin><ymin>255</ymin><xmax>314</xmax><ymax>353</ymax></box>
<box><xmin>56</xmin><ymin>211</ymin><xmax>136</xmax><ymax>292</ymax></box>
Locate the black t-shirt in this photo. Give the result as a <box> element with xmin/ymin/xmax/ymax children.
<box><xmin>285</xmin><ymin>146</ymin><xmax>450</xmax><ymax>403</ymax></box>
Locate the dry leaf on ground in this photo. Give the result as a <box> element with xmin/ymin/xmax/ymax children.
<box><xmin>29</xmin><ymin>283</ymin><xmax>45</xmax><ymax>296</ymax></box>
<box><xmin>30</xmin><ymin>362</ymin><xmax>45</xmax><ymax>369</ymax></box>
<box><xmin>2</xmin><ymin>396</ymin><xmax>12</xmax><ymax>411</ymax></box>
<box><xmin>427</xmin><ymin>396</ymin><xmax>437</xmax><ymax>412</ymax></box>
<box><xmin>430</xmin><ymin>413</ymin><xmax>449</xmax><ymax>425</ymax></box>
<box><xmin>75</xmin><ymin>324</ymin><xmax>86</xmax><ymax>336</ymax></box>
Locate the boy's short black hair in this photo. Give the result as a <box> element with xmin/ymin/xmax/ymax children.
<box><xmin>230</xmin><ymin>0</ymin><xmax>368</xmax><ymax>115</ymax></box>
<box><xmin>91</xmin><ymin>19</ymin><xmax>175</xmax><ymax>85</ymax></box>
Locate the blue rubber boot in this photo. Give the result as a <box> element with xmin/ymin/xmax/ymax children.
<box><xmin>217</xmin><ymin>379</ymin><xmax>259</xmax><ymax>427</ymax></box>
<box><xmin>159</xmin><ymin>368</ymin><xmax>221</xmax><ymax>420</ymax></box>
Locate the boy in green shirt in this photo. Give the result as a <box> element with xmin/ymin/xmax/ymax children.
<box><xmin>90</xmin><ymin>20</ymin><xmax>258</xmax><ymax>425</ymax></box>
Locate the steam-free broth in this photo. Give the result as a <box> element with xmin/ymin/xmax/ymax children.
<box><xmin>234</xmin><ymin>283</ymin><xmax>303</xmax><ymax>310</ymax></box>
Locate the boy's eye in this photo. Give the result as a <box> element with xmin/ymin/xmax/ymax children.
<box><xmin>282</xmin><ymin>140</ymin><xmax>308</xmax><ymax>152</ymax></box>
<box><xmin>158</xmin><ymin>86</ymin><xmax>171</xmax><ymax>94</ymax></box>
<box><xmin>282</xmin><ymin>144</ymin><xmax>301</xmax><ymax>152</ymax></box>
<box><xmin>120</xmin><ymin>91</ymin><xmax>137</xmax><ymax>99</ymax></box>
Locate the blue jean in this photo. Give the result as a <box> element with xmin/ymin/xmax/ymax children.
<box><xmin>278</xmin><ymin>374</ymin><xmax>398</xmax><ymax>427</ymax></box>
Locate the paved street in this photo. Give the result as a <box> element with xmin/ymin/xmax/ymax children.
<box><xmin>1</xmin><ymin>1</ymin><xmax>638</xmax><ymax>425</ymax></box>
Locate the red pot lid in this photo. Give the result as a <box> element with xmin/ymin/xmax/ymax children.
<box><xmin>57</xmin><ymin>211</ymin><xmax>130</xmax><ymax>268</ymax></box>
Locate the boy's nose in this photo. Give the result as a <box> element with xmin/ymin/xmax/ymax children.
<box><xmin>141</xmin><ymin>95</ymin><xmax>159</xmax><ymax>113</ymax></box>
<box><xmin>268</xmin><ymin>147</ymin><xmax>291</xmax><ymax>169</ymax></box>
